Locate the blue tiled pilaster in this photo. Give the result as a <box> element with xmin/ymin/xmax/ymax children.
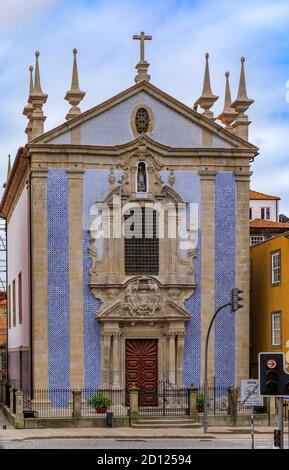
<box><xmin>47</xmin><ymin>169</ymin><xmax>70</xmax><ymax>390</ymax></box>
<box><xmin>215</xmin><ymin>172</ymin><xmax>236</xmax><ymax>388</ymax></box>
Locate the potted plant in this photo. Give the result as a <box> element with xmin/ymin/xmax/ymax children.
<box><xmin>88</xmin><ymin>393</ymin><xmax>112</xmax><ymax>413</ymax></box>
<box><xmin>196</xmin><ymin>392</ymin><xmax>204</xmax><ymax>413</ymax></box>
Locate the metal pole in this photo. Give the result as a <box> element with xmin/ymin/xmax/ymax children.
<box><xmin>204</xmin><ymin>302</ymin><xmax>231</xmax><ymax>433</ymax></box>
<box><xmin>278</xmin><ymin>397</ymin><xmax>284</xmax><ymax>449</ymax></box>
<box><xmin>287</xmin><ymin>402</ymin><xmax>289</xmax><ymax>449</ymax></box>
<box><xmin>251</xmin><ymin>406</ymin><xmax>254</xmax><ymax>450</ymax></box>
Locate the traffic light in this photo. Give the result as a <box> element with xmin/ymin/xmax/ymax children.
<box><xmin>259</xmin><ymin>353</ymin><xmax>289</xmax><ymax>397</ymax></box>
<box><xmin>273</xmin><ymin>430</ymin><xmax>281</xmax><ymax>449</ymax></box>
<box><xmin>231</xmin><ymin>288</ymin><xmax>244</xmax><ymax>312</ymax></box>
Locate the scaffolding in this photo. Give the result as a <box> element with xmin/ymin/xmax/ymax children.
<box><xmin>0</xmin><ymin>218</ymin><xmax>6</xmax><ymax>292</ymax></box>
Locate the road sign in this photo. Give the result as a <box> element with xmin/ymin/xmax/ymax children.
<box><xmin>241</xmin><ymin>379</ymin><xmax>264</xmax><ymax>407</ymax></box>
<box><xmin>267</xmin><ymin>359</ymin><xmax>277</xmax><ymax>369</ymax></box>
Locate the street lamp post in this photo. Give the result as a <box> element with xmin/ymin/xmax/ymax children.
<box><xmin>203</xmin><ymin>302</ymin><xmax>231</xmax><ymax>434</ymax></box>
<box><xmin>203</xmin><ymin>288</ymin><xmax>243</xmax><ymax>434</ymax></box>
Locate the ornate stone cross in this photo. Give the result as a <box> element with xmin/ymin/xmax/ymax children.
<box><xmin>133</xmin><ymin>31</ymin><xmax>152</xmax><ymax>83</ymax></box>
<box><xmin>133</xmin><ymin>31</ymin><xmax>152</xmax><ymax>63</ymax></box>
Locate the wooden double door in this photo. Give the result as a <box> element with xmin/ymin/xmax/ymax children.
<box><xmin>126</xmin><ymin>339</ymin><xmax>158</xmax><ymax>406</ymax></box>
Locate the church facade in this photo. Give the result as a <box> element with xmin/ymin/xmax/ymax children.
<box><xmin>0</xmin><ymin>36</ymin><xmax>258</xmax><ymax>393</ymax></box>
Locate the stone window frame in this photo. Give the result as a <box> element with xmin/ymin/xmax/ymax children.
<box><xmin>271</xmin><ymin>249</ymin><xmax>281</xmax><ymax>286</ymax></box>
<box><xmin>135</xmin><ymin>160</ymin><xmax>149</xmax><ymax>194</ymax></box>
<box><xmin>271</xmin><ymin>311</ymin><xmax>282</xmax><ymax>348</ymax></box>
<box><xmin>130</xmin><ymin>103</ymin><xmax>155</xmax><ymax>138</ymax></box>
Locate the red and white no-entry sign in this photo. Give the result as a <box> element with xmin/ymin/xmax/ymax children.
<box><xmin>267</xmin><ymin>359</ymin><xmax>277</xmax><ymax>369</ymax></box>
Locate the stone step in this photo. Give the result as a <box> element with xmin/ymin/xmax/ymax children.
<box><xmin>132</xmin><ymin>422</ymin><xmax>201</xmax><ymax>429</ymax></box>
<box><xmin>137</xmin><ymin>418</ymin><xmax>194</xmax><ymax>424</ymax></box>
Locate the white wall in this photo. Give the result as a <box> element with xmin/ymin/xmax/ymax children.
<box><xmin>250</xmin><ymin>199</ymin><xmax>278</xmax><ymax>222</ymax></box>
<box><xmin>7</xmin><ymin>187</ymin><xmax>29</xmax><ymax>349</ymax></box>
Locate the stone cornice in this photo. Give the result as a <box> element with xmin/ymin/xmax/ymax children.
<box><xmin>30</xmin><ymin>81</ymin><xmax>259</xmax><ymax>153</ymax></box>
<box><xmin>27</xmin><ymin>141</ymin><xmax>257</xmax><ymax>160</ymax></box>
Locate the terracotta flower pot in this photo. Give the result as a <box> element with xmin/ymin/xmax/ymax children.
<box><xmin>197</xmin><ymin>406</ymin><xmax>204</xmax><ymax>413</ymax></box>
<box><xmin>96</xmin><ymin>407</ymin><xmax>108</xmax><ymax>413</ymax></box>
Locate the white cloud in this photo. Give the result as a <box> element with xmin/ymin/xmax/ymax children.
<box><xmin>0</xmin><ymin>0</ymin><xmax>289</xmax><ymax>213</ymax></box>
<box><xmin>0</xmin><ymin>0</ymin><xmax>60</xmax><ymax>31</ymax></box>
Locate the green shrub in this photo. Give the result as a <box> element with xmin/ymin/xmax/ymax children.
<box><xmin>196</xmin><ymin>392</ymin><xmax>204</xmax><ymax>407</ymax></box>
<box><xmin>88</xmin><ymin>392</ymin><xmax>112</xmax><ymax>408</ymax></box>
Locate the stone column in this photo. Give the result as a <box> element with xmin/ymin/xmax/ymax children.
<box><xmin>112</xmin><ymin>332</ymin><xmax>121</xmax><ymax>388</ymax></box>
<box><xmin>15</xmin><ymin>390</ymin><xmax>24</xmax><ymax>429</ymax></box>
<box><xmin>101</xmin><ymin>332</ymin><xmax>112</xmax><ymax>387</ymax></box>
<box><xmin>228</xmin><ymin>387</ymin><xmax>239</xmax><ymax>426</ymax></box>
<box><xmin>176</xmin><ymin>332</ymin><xmax>185</xmax><ymax>386</ymax></box>
<box><xmin>234</xmin><ymin>171</ymin><xmax>251</xmax><ymax>385</ymax></box>
<box><xmin>168</xmin><ymin>332</ymin><xmax>176</xmax><ymax>385</ymax></box>
<box><xmin>189</xmin><ymin>385</ymin><xmax>198</xmax><ymax>421</ymax></box>
<box><xmin>199</xmin><ymin>170</ymin><xmax>216</xmax><ymax>385</ymax></box>
<box><xmin>67</xmin><ymin>170</ymin><xmax>84</xmax><ymax>389</ymax></box>
<box><xmin>128</xmin><ymin>385</ymin><xmax>139</xmax><ymax>418</ymax></box>
<box><xmin>31</xmin><ymin>169</ymin><xmax>49</xmax><ymax>389</ymax></box>
<box><xmin>72</xmin><ymin>390</ymin><xmax>82</xmax><ymax>419</ymax></box>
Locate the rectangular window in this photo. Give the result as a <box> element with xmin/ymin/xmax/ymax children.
<box><xmin>124</xmin><ymin>207</ymin><xmax>159</xmax><ymax>275</ymax></box>
<box><xmin>249</xmin><ymin>208</ymin><xmax>252</xmax><ymax>220</ymax></box>
<box><xmin>272</xmin><ymin>312</ymin><xmax>281</xmax><ymax>347</ymax></box>
<box><xmin>250</xmin><ymin>236</ymin><xmax>264</xmax><ymax>246</ymax></box>
<box><xmin>0</xmin><ymin>352</ymin><xmax>6</xmax><ymax>371</ymax></box>
<box><xmin>18</xmin><ymin>272</ymin><xmax>22</xmax><ymax>324</ymax></box>
<box><xmin>12</xmin><ymin>279</ymin><xmax>16</xmax><ymax>327</ymax></box>
<box><xmin>8</xmin><ymin>285</ymin><xmax>11</xmax><ymax>329</ymax></box>
<box><xmin>261</xmin><ymin>207</ymin><xmax>270</xmax><ymax>220</ymax></box>
<box><xmin>271</xmin><ymin>251</ymin><xmax>281</xmax><ymax>285</ymax></box>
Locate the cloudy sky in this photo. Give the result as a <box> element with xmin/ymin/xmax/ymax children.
<box><xmin>1</xmin><ymin>0</ymin><xmax>289</xmax><ymax>212</ymax></box>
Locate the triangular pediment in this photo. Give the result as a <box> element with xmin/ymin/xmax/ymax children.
<box><xmin>96</xmin><ymin>298</ymin><xmax>191</xmax><ymax>322</ymax></box>
<box><xmin>32</xmin><ymin>81</ymin><xmax>258</xmax><ymax>153</ymax></box>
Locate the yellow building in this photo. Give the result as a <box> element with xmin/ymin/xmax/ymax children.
<box><xmin>250</xmin><ymin>232</ymin><xmax>289</xmax><ymax>377</ymax></box>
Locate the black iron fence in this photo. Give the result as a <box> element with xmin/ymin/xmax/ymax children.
<box><xmin>1</xmin><ymin>382</ymin><xmax>271</xmax><ymax>420</ymax></box>
<box><xmin>139</xmin><ymin>379</ymin><xmax>189</xmax><ymax>416</ymax></box>
<box><xmin>196</xmin><ymin>385</ymin><xmax>254</xmax><ymax>415</ymax></box>
<box><xmin>22</xmin><ymin>388</ymin><xmax>128</xmax><ymax>419</ymax></box>
<box><xmin>5</xmin><ymin>383</ymin><xmax>10</xmax><ymax>408</ymax></box>
<box><xmin>81</xmin><ymin>388</ymin><xmax>127</xmax><ymax>417</ymax></box>
<box><xmin>23</xmin><ymin>389</ymin><xmax>74</xmax><ymax>418</ymax></box>
<box><xmin>283</xmin><ymin>401</ymin><xmax>288</xmax><ymax>421</ymax></box>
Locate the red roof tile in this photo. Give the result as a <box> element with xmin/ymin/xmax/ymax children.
<box><xmin>250</xmin><ymin>219</ymin><xmax>289</xmax><ymax>229</ymax></box>
<box><xmin>250</xmin><ymin>190</ymin><xmax>280</xmax><ymax>200</ymax></box>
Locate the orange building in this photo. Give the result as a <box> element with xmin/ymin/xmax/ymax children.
<box><xmin>250</xmin><ymin>232</ymin><xmax>289</xmax><ymax>377</ymax></box>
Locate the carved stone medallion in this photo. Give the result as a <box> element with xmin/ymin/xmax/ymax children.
<box><xmin>124</xmin><ymin>277</ymin><xmax>161</xmax><ymax>317</ymax></box>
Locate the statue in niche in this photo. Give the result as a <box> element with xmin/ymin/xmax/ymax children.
<box><xmin>137</xmin><ymin>162</ymin><xmax>147</xmax><ymax>192</ymax></box>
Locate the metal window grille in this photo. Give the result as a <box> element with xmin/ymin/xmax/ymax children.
<box><xmin>135</xmin><ymin>108</ymin><xmax>149</xmax><ymax>133</ymax></box>
<box><xmin>124</xmin><ymin>208</ymin><xmax>159</xmax><ymax>275</ymax></box>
